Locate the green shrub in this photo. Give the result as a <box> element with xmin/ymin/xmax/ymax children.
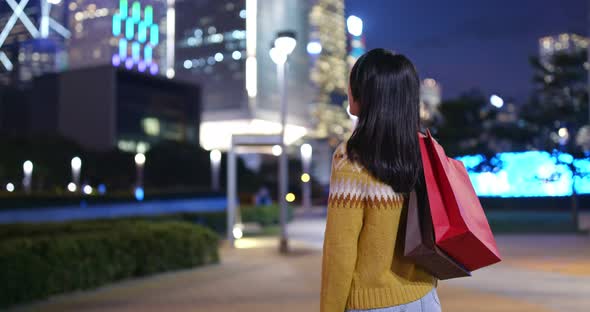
<box><xmin>0</xmin><ymin>221</ymin><xmax>219</xmax><ymax>309</ymax></box>
<box><xmin>241</xmin><ymin>204</ymin><xmax>294</xmax><ymax>226</ymax></box>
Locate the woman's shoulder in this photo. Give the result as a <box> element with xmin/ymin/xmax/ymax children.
<box><xmin>332</xmin><ymin>142</ymin><xmax>367</xmax><ymax>176</ymax></box>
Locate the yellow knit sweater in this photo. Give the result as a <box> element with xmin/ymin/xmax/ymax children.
<box><xmin>320</xmin><ymin>143</ymin><xmax>436</xmax><ymax>312</ymax></box>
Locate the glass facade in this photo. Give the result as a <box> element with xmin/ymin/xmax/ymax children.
<box><xmin>175</xmin><ymin>0</ymin><xmax>247</xmax><ymax>112</ymax></box>
<box><xmin>177</xmin><ymin>0</ymin><xmax>316</xmax><ymax>151</ymax></box>
<box><xmin>116</xmin><ymin>70</ymin><xmax>199</xmax><ymax>152</ymax></box>
<box><xmin>0</xmin><ymin>0</ymin><xmax>68</xmax><ymax>84</ymax></box>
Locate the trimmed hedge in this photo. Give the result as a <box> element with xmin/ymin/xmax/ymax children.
<box><xmin>0</xmin><ymin>221</ymin><xmax>219</xmax><ymax>309</ymax></box>
<box><xmin>241</xmin><ymin>204</ymin><xmax>294</xmax><ymax>226</ymax></box>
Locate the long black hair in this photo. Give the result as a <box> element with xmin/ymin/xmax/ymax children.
<box><xmin>346</xmin><ymin>49</ymin><xmax>422</xmax><ymax>193</ymax></box>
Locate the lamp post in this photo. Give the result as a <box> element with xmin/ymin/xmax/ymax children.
<box><xmin>23</xmin><ymin>160</ymin><xmax>33</xmax><ymax>194</ymax></box>
<box><xmin>134</xmin><ymin>153</ymin><xmax>146</xmax><ymax>188</ymax></box>
<box><xmin>210</xmin><ymin>149</ymin><xmax>222</xmax><ymax>191</ymax></box>
<box><xmin>300</xmin><ymin>143</ymin><xmax>312</xmax><ymax>214</ymax></box>
<box><xmin>270</xmin><ymin>30</ymin><xmax>296</xmax><ymax>254</ymax></box>
<box><xmin>71</xmin><ymin>156</ymin><xmax>82</xmax><ymax>191</ymax></box>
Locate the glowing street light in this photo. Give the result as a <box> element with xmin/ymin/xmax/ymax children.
<box><xmin>233</xmin><ymin>225</ymin><xmax>244</xmax><ymax>240</ymax></box>
<box><xmin>274</xmin><ymin>31</ymin><xmax>297</xmax><ymax>56</ymax></box>
<box><xmin>490</xmin><ymin>94</ymin><xmax>504</xmax><ymax>108</ymax></box>
<box><xmin>300</xmin><ymin>143</ymin><xmax>312</xmax><ymax>212</ymax></box>
<box><xmin>135</xmin><ymin>153</ymin><xmax>146</xmax><ymax>188</ymax></box>
<box><xmin>269</xmin><ymin>46</ymin><xmax>287</xmax><ymax>65</ymax></box>
<box><xmin>71</xmin><ymin>156</ymin><xmax>82</xmax><ymax>191</ymax></box>
<box><xmin>83</xmin><ymin>185</ymin><xmax>93</xmax><ymax>195</ymax></box>
<box><xmin>307</xmin><ymin>41</ymin><xmax>322</xmax><ymax>55</ymax></box>
<box><xmin>23</xmin><ymin>160</ymin><xmax>33</xmax><ymax>194</ymax></box>
<box><xmin>301</xmin><ymin>173</ymin><xmax>311</xmax><ymax>183</ymax></box>
<box><xmin>347</xmin><ymin>15</ymin><xmax>363</xmax><ymax>36</ymax></box>
<box><xmin>67</xmin><ymin>182</ymin><xmax>77</xmax><ymax>193</ymax></box>
<box><xmin>272</xmin><ymin>145</ymin><xmax>283</xmax><ymax>156</ymax></box>
<box><xmin>6</xmin><ymin>183</ymin><xmax>15</xmax><ymax>193</ymax></box>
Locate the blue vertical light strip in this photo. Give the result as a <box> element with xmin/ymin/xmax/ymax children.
<box><xmin>132</xmin><ymin>42</ymin><xmax>140</xmax><ymax>62</ymax></box>
<box><xmin>120</xmin><ymin>0</ymin><xmax>128</xmax><ymax>18</ymax></box>
<box><xmin>112</xmin><ymin>14</ymin><xmax>121</xmax><ymax>36</ymax></box>
<box><xmin>138</xmin><ymin>22</ymin><xmax>147</xmax><ymax>43</ymax></box>
<box><xmin>132</xmin><ymin>2</ymin><xmax>141</xmax><ymax>22</ymax></box>
<box><xmin>144</xmin><ymin>6</ymin><xmax>153</xmax><ymax>25</ymax></box>
<box><xmin>125</xmin><ymin>19</ymin><xmax>134</xmax><ymax>40</ymax></box>
<box><xmin>144</xmin><ymin>45</ymin><xmax>152</xmax><ymax>64</ymax></box>
<box><xmin>119</xmin><ymin>39</ymin><xmax>128</xmax><ymax>59</ymax></box>
<box><xmin>150</xmin><ymin>24</ymin><xmax>159</xmax><ymax>45</ymax></box>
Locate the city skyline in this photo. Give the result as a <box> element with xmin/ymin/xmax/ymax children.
<box><xmin>346</xmin><ymin>0</ymin><xmax>588</xmax><ymax>103</ymax></box>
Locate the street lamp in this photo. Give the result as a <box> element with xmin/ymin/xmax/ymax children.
<box><xmin>210</xmin><ymin>149</ymin><xmax>222</xmax><ymax>191</ymax></box>
<box><xmin>71</xmin><ymin>156</ymin><xmax>82</xmax><ymax>191</ymax></box>
<box><xmin>300</xmin><ymin>143</ymin><xmax>312</xmax><ymax>213</ymax></box>
<box><xmin>270</xmin><ymin>30</ymin><xmax>296</xmax><ymax>254</ymax></box>
<box><xmin>134</xmin><ymin>153</ymin><xmax>146</xmax><ymax>188</ymax></box>
<box><xmin>23</xmin><ymin>160</ymin><xmax>33</xmax><ymax>194</ymax></box>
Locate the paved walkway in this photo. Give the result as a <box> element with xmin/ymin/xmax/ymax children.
<box><xmin>10</xmin><ymin>216</ymin><xmax>590</xmax><ymax>312</ymax></box>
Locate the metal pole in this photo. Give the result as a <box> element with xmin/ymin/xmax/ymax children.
<box><xmin>136</xmin><ymin>165</ymin><xmax>143</xmax><ymax>188</ymax></box>
<box><xmin>72</xmin><ymin>169</ymin><xmax>80</xmax><ymax>191</ymax></box>
<box><xmin>211</xmin><ymin>158</ymin><xmax>220</xmax><ymax>191</ymax></box>
<box><xmin>302</xmin><ymin>152</ymin><xmax>312</xmax><ymax>213</ymax></box>
<box><xmin>227</xmin><ymin>141</ymin><xmax>237</xmax><ymax>247</ymax></box>
<box><xmin>278</xmin><ymin>60</ymin><xmax>289</xmax><ymax>253</ymax></box>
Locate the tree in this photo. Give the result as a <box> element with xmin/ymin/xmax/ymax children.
<box><xmin>522</xmin><ymin>50</ymin><xmax>589</xmax><ymax>152</ymax></box>
<box><xmin>436</xmin><ymin>90</ymin><xmax>495</xmax><ymax>157</ymax></box>
<box><xmin>523</xmin><ymin>49</ymin><xmax>589</xmax><ymax>230</ymax></box>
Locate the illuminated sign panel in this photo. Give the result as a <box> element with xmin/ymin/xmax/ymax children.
<box><xmin>458</xmin><ymin>151</ymin><xmax>590</xmax><ymax>197</ymax></box>
<box><xmin>111</xmin><ymin>0</ymin><xmax>159</xmax><ymax>75</ymax></box>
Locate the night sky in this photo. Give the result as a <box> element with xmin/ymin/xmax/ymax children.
<box><xmin>345</xmin><ymin>0</ymin><xmax>588</xmax><ymax>103</ymax></box>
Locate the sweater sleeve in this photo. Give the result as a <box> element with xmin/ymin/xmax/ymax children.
<box><xmin>320</xmin><ymin>147</ymin><xmax>365</xmax><ymax>312</ymax></box>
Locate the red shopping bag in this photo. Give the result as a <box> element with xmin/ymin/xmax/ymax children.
<box><xmin>419</xmin><ymin>130</ymin><xmax>501</xmax><ymax>271</ymax></box>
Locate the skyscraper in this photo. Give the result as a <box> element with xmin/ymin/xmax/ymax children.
<box><xmin>539</xmin><ymin>33</ymin><xmax>589</xmax><ymax>65</ymax></box>
<box><xmin>176</xmin><ymin>0</ymin><xmax>315</xmax><ymax>151</ymax></box>
<box><xmin>0</xmin><ymin>0</ymin><xmax>69</xmax><ymax>84</ymax></box>
<box><xmin>67</xmin><ymin>0</ymin><xmax>173</xmax><ymax>77</ymax></box>
<box><xmin>308</xmin><ymin>0</ymin><xmax>347</xmax><ymax>106</ymax></box>
<box><xmin>420</xmin><ymin>78</ymin><xmax>442</xmax><ymax>125</ymax></box>
<box><xmin>346</xmin><ymin>15</ymin><xmax>366</xmax><ymax>70</ymax></box>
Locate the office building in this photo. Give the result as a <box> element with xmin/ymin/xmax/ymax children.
<box><xmin>539</xmin><ymin>33</ymin><xmax>589</xmax><ymax>65</ymax></box>
<box><xmin>29</xmin><ymin>65</ymin><xmax>200</xmax><ymax>151</ymax></box>
<box><xmin>0</xmin><ymin>0</ymin><xmax>69</xmax><ymax>84</ymax></box>
<box><xmin>176</xmin><ymin>0</ymin><xmax>315</xmax><ymax>151</ymax></box>
<box><xmin>419</xmin><ymin>78</ymin><xmax>442</xmax><ymax>125</ymax></box>
<box><xmin>346</xmin><ymin>15</ymin><xmax>366</xmax><ymax>70</ymax></box>
<box><xmin>67</xmin><ymin>0</ymin><xmax>174</xmax><ymax>78</ymax></box>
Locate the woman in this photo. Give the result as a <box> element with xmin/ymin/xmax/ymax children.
<box><xmin>320</xmin><ymin>49</ymin><xmax>440</xmax><ymax>312</ymax></box>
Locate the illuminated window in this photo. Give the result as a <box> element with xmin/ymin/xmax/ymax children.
<box><xmin>209</xmin><ymin>33</ymin><xmax>223</xmax><ymax>43</ymax></box>
<box><xmin>142</xmin><ymin>118</ymin><xmax>160</xmax><ymax>136</ymax></box>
